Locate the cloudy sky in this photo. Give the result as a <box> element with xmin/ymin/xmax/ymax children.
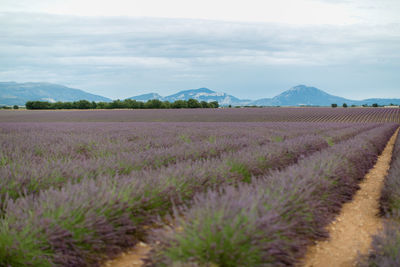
<box><xmin>1</xmin><ymin>0</ymin><xmax>399</xmax><ymax>100</ymax></box>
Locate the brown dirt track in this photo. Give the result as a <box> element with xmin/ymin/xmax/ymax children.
<box><xmin>102</xmin><ymin>242</ymin><xmax>150</xmax><ymax>267</ymax></box>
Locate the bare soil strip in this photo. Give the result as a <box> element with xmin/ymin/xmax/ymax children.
<box><xmin>302</xmin><ymin>128</ymin><xmax>399</xmax><ymax>267</ymax></box>
<box><xmin>102</xmin><ymin>242</ymin><xmax>151</xmax><ymax>267</ymax></box>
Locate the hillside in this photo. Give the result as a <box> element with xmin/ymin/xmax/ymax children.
<box><xmin>0</xmin><ymin>82</ymin><xmax>111</xmax><ymax>105</ymax></box>
<box><xmin>271</xmin><ymin>85</ymin><xmax>351</xmax><ymax>106</ymax></box>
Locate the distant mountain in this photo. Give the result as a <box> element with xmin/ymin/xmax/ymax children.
<box><xmin>258</xmin><ymin>85</ymin><xmax>400</xmax><ymax>106</ymax></box>
<box><xmin>164</xmin><ymin>88</ymin><xmax>252</xmax><ymax>106</ymax></box>
<box><xmin>0</xmin><ymin>82</ymin><xmax>111</xmax><ymax>106</ymax></box>
<box><xmin>2</xmin><ymin>82</ymin><xmax>399</xmax><ymax>107</ymax></box>
<box><xmin>264</xmin><ymin>85</ymin><xmax>352</xmax><ymax>106</ymax></box>
<box><xmin>128</xmin><ymin>85</ymin><xmax>400</xmax><ymax>106</ymax></box>
<box><xmin>249</xmin><ymin>98</ymin><xmax>273</xmax><ymax>106</ymax></box>
<box><xmin>128</xmin><ymin>93</ymin><xmax>164</xmax><ymax>101</ymax></box>
<box><xmin>129</xmin><ymin>88</ymin><xmax>252</xmax><ymax>106</ymax></box>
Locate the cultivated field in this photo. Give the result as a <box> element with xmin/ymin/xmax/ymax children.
<box><xmin>0</xmin><ymin>107</ymin><xmax>399</xmax><ymax>123</ymax></box>
<box><xmin>0</xmin><ymin>108</ymin><xmax>399</xmax><ymax>266</ymax></box>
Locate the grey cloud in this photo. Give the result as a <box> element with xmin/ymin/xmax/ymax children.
<box><xmin>2</xmin><ymin>13</ymin><xmax>399</xmax><ymax>66</ymax></box>
<box><xmin>0</xmin><ymin>12</ymin><xmax>399</xmax><ymax>99</ymax></box>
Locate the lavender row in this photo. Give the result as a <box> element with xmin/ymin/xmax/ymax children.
<box><xmin>0</xmin><ymin>122</ymin><xmax>354</xmax><ymax>201</ymax></box>
<box><xmin>0</xmin><ymin>124</ymin><xmax>374</xmax><ymax>266</ymax></box>
<box><xmin>358</xmin><ymin>130</ymin><xmax>400</xmax><ymax>266</ymax></box>
<box><xmin>147</xmin><ymin>124</ymin><xmax>398</xmax><ymax>266</ymax></box>
<box><xmin>0</xmin><ymin>123</ymin><xmax>371</xmax><ymax>205</ymax></box>
<box><xmin>0</xmin><ymin>122</ymin><xmax>295</xmax><ymax>198</ymax></box>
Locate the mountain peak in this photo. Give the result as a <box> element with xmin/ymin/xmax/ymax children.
<box><xmin>289</xmin><ymin>85</ymin><xmax>321</xmax><ymax>92</ymax></box>
<box><xmin>165</xmin><ymin>88</ymin><xmax>230</xmax><ymax>102</ymax></box>
<box><xmin>290</xmin><ymin>84</ymin><xmax>307</xmax><ymax>90</ymax></box>
<box><xmin>194</xmin><ymin>88</ymin><xmax>214</xmax><ymax>93</ymax></box>
<box><xmin>174</xmin><ymin>88</ymin><xmax>216</xmax><ymax>95</ymax></box>
<box><xmin>127</xmin><ymin>93</ymin><xmax>163</xmax><ymax>101</ymax></box>
<box><xmin>273</xmin><ymin>85</ymin><xmax>348</xmax><ymax>106</ymax></box>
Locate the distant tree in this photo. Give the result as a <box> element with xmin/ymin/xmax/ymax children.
<box><xmin>372</xmin><ymin>103</ymin><xmax>378</xmax><ymax>107</ymax></box>
<box><xmin>96</xmin><ymin>102</ymin><xmax>108</xmax><ymax>109</ymax></box>
<box><xmin>145</xmin><ymin>99</ymin><xmax>163</xmax><ymax>109</ymax></box>
<box><xmin>342</xmin><ymin>103</ymin><xmax>348</xmax><ymax>108</ymax></box>
<box><xmin>63</xmin><ymin>102</ymin><xmax>73</xmax><ymax>109</ymax></box>
<box><xmin>187</xmin><ymin>98</ymin><xmax>201</xmax><ymax>108</ymax></box>
<box><xmin>200</xmin><ymin>101</ymin><xmax>209</xmax><ymax>108</ymax></box>
<box><xmin>75</xmin><ymin>100</ymin><xmax>92</xmax><ymax>109</ymax></box>
<box><xmin>25</xmin><ymin>101</ymin><xmax>33</xmax><ymax>109</ymax></box>
<box><xmin>26</xmin><ymin>101</ymin><xmax>51</xmax><ymax>109</ymax></box>
<box><xmin>161</xmin><ymin>101</ymin><xmax>171</xmax><ymax>109</ymax></box>
<box><xmin>122</xmin><ymin>99</ymin><xmax>138</xmax><ymax>109</ymax></box>
<box><xmin>13</xmin><ymin>105</ymin><xmax>19</xmax><ymax>109</ymax></box>
<box><xmin>228</xmin><ymin>104</ymin><xmax>232</xmax><ymax>108</ymax></box>
<box><xmin>172</xmin><ymin>100</ymin><xmax>188</xmax><ymax>109</ymax></box>
<box><xmin>91</xmin><ymin>101</ymin><xmax>97</xmax><ymax>109</ymax></box>
<box><xmin>331</xmin><ymin>103</ymin><xmax>337</xmax><ymax>108</ymax></box>
<box><xmin>52</xmin><ymin>101</ymin><xmax>63</xmax><ymax>109</ymax></box>
<box><xmin>107</xmin><ymin>100</ymin><xmax>125</xmax><ymax>109</ymax></box>
<box><xmin>24</xmin><ymin>99</ymin><xmax>219</xmax><ymax>110</ymax></box>
<box><xmin>209</xmin><ymin>101</ymin><xmax>219</xmax><ymax>108</ymax></box>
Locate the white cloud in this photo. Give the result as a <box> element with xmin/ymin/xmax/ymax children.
<box><xmin>0</xmin><ymin>0</ymin><xmax>370</xmax><ymax>25</ymax></box>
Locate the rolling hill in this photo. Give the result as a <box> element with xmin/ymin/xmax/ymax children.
<box><xmin>0</xmin><ymin>82</ymin><xmax>111</xmax><ymax>106</ymax></box>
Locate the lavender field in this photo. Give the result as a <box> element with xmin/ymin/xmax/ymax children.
<box><xmin>0</xmin><ymin>109</ymin><xmax>399</xmax><ymax>266</ymax></box>
<box><xmin>0</xmin><ymin>107</ymin><xmax>399</xmax><ymax>123</ymax></box>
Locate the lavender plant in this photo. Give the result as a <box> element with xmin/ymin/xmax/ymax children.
<box><xmin>0</xmin><ymin>122</ymin><xmax>365</xmax><ymax>203</ymax></box>
<box><xmin>0</xmin><ymin>122</ymin><xmax>292</xmax><ymax>200</ymax></box>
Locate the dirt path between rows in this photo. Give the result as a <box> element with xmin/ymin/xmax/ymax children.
<box><xmin>102</xmin><ymin>241</ymin><xmax>150</xmax><ymax>267</ymax></box>
<box><xmin>302</xmin><ymin>128</ymin><xmax>399</xmax><ymax>267</ymax></box>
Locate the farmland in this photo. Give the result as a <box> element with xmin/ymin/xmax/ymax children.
<box><xmin>0</xmin><ymin>107</ymin><xmax>399</xmax><ymax>123</ymax></box>
<box><xmin>0</xmin><ymin>108</ymin><xmax>399</xmax><ymax>266</ymax></box>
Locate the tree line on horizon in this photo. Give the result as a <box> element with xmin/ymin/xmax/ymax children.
<box><xmin>331</xmin><ymin>103</ymin><xmax>386</xmax><ymax>108</ymax></box>
<box><xmin>25</xmin><ymin>98</ymin><xmax>220</xmax><ymax>110</ymax></box>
